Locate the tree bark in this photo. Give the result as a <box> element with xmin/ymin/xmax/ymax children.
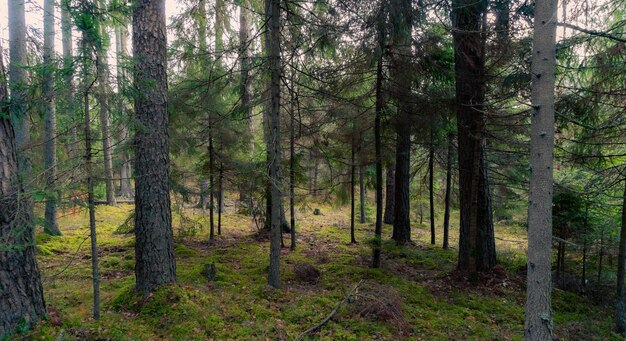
<box><xmin>209</xmin><ymin>126</ymin><xmax>215</xmax><ymax>241</ymax></box>
<box><xmin>96</xmin><ymin>18</ymin><xmax>117</xmax><ymax>206</ymax></box>
<box><xmin>443</xmin><ymin>132</ymin><xmax>453</xmax><ymax>249</ymax></box>
<box><xmin>616</xmin><ymin>179</ymin><xmax>626</xmax><ymax>334</ymax></box>
<box><xmin>289</xmin><ymin>78</ymin><xmax>296</xmax><ymax>250</ymax></box>
<box><xmin>0</xmin><ymin>41</ymin><xmax>46</xmax><ymax>340</ymax></box>
<box><xmin>239</xmin><ymin>0</ymin><xmax>254</xmax><ymax>152</ymax></box>
<box><xmin>452</xmin><ymin>0</ymin><xmax>496</xmax><ymax>273</ymax></box>
<box><xmin>81</xmin><ymin>27</ymin><xmax>100</xmax><ymax>318</ymax></box>
<box><xmin>8</xmin><ymin>0</ymin><xmax>32</xmax><ymax>206</ymax></box>
<box><xmin>372</xmin><ymin>8</ymin><xmax>385</xmax><ymax>267</ymax></box>
<box><xmin>390</xmin><ymin>0</ymin><xmax>413</xmax><ymax>245</ymax></box>
<box><xmin>384</xmin><ymin>163</ymin><xmax>395</xmax><ymax>225</ymax></box>
<box><xmin>524</xmin><ymin>0</ymin><xmax>557</xmax><ymax>337</ymax></box>
<box><xmin>43</xmin><ymin>0</ymin><xmax>61</xmax><ymax>236</ymax></box>
<box><xmin>266</xmin><ymin>0</ymin><xmax>282</xmax><ymax>289</ymax></box>
<box><xmin>429</xmin><ymin>132</ymin><xmax>435</xmax><ymax>245</ymax></box>
<box><xmin>115</xmin><ymin>23</ymin><xmax>134</xmax><ymax>200</ymax></box>
<box><xmin>132</xmin><ymin>0</ymin><xmax>177</xmax><ymax>293</ymax></box>
<box><xmin>61</xmin><ymin>0</ymin><xmax>79</xmax><ymax>160</ymax></box>
<box><xmin>350</xmin><ymin>142</ymin><xmax>357</xmax><ymax>244</ymax></box>
<box><xmin>360</xmin><ymin>164</ymin><xmax>366</xmax><ymax>224</ymax></box>
<box><xmin>218</xmin><ymin>162</ymin><xmax>223</xmax><ymax>235</ymax></box>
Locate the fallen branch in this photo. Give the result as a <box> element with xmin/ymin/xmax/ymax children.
<box><xmin>298</xmin><ymin>280</ymin><xmax>363</xmax><ymax>338</ymax></box>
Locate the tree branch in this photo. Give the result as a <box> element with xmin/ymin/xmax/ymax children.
<box><xmin>559</xmin><ymin>22</ymin><xmax>626</xmax><ymax>43</ymax></box>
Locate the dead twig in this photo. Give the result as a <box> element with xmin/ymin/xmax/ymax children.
<box><xmin>298</xmin><ymin>280</ymin><xmax>363</xmax><ymax>339</ymax></box>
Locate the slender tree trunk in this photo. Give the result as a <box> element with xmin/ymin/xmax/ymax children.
<box><xmin>218</xmin><ymin>163</ymin><xmax>223</xmax><ymax>235</ymax></box>
<box><xmin>82</xmin><ymin>35</ymin><xmax>100</xmax><ymax>318</ymax></box>
<box><xmin>239</xmin><ymin>0</ymin><xmax>253</xmax><ymax>151</ymax></box>
<box><xmin>443</xmin><ymin>132</ymin><xmax>453</xmax><ymax>249</ymax></box>
<box><xmin>132</xmin><ymin>0</ymin><xmax>177</xmax><ymax>293</ymax></box>
<box><xmin>8</xmin><ymin>0</ymin><xmax>32</xmax><ymax>205</ymax></box>
<box><xmin>525</xmin><ymin>0</ymin><xmax>557</xmax><ymax>337</ymax></box>
<box><xmin>384</xmin><ymin>163</ymin><xmax>395</xmax><ymax>225</ymax></box>
<box><xmin>616</xmin><ymin>179</ymin><xmax>626</xmax><ymax>334</ymax></box>
<box><xmin>351</xmin><ymin>142</ymin><xmax>357</xmax><ymax>244</ymax></box>
<box><xmin>0</xmin><ymin>42</ymin><xmax>46</xmax><ymax>340</ymax></box>
<box><xmin>209</xmin><ymin>127</ymin><xmax>215</xmax><ymax>241</ymax></box>
<box><xmin>360</xmin><ymin>164</ymin><xmax>366</xmax><ymax>224</ymax></box>
<box><xmin>372</xmin><ymin>9</ymin><xmax>385</xmax><ymax>267</ymax></box>
<box><xmin>429</xmin><ymin>133</ymin><xmax>435</xmax><ymax>245</ymax></box>
<box><xmin>452</xmin><ymin>0</ymin><xmax>496</xmax><ymax>273</ymax></box>
<box><xmin>43</xmin><ymin>0</ymin><xmax>61</xmax><ymax>236</ymax></box>
<box><xmin>61</xmin><ymin>0</ymin><xmax>79</xmax><ymax>160</ymax></box>
<box><xmin>266</xmin><ymin>0</ymin><xmax>282</xmax><ymax>289</ymax></box>
<box><xmin>96</xmin><ymin>20</ymin><xmax>117</xmax><ymax>206</ymax></box>
<box><xmin>115</xmin><ymin>23</ymin><xmax>134</xmax><ymax>199</ymax></box>
<box><xmin>290</xmin><ymin>81</ymin><xmax>296</xmax><ymax>250</ymax></box>
<box><xmin>599</xmin><ymin>229</ymin><xmax>604</xmax><ymax>281</ymax></box>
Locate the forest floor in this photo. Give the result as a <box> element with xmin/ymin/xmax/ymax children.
<box><xmin>24</xmin><ymin>197</ymin><xmax>618</xmax><ymax>340</ymax></box>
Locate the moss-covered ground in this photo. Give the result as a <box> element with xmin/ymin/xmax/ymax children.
<box><xmin>22</xmin><ymin>198</ymin><xmax>618</xmax><ymax>340</ymax></box>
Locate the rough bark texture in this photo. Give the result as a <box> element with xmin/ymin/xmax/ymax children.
<box><xmin>61</xmin><ymin>0</ymin><xmax>79</xmax><ymax>160</ymax></box>
<box><xmin>390</xmin><ymin>0</ymin><xmax>413</xmax><ymax>245</ymax></box>
<box><xmin>616</xmin><ymin>180</ymin><xmax>626</xmax><ymax>334</ymax></box>
<box><xmin>443</xmin><ymin>132</ymin><xmax>453</xmax><ymax>249</ymax></box>
<box><xmin>266</xmin><ymin>0</ymin><xmax>282</xmax><ymax>289</ymax></box>
<box><xmin>115</xmin><ymin>23</ymin><xmax>134</xmax><ymax>200</ymax></box>
<box><xmin>429</xmin><ymin>137</ymin><xmax>435</xmax><ymax>245</ymax></box>
<box><xmin>359</xmin><ymin>165</ymin><xmax>366</xmax><ymax>224</ymax></box>
<box><xmin>132</xmin><ymin>0</ymin><xmax>177</xmax><ymax>293</ymax></box>
<box><xmin>81</xmin><ymin>29</ymin><xmax>100</xmax><ymax>318</ymax></box>
<box><xmin>8</xmin><ymin>0</ymin><xmax>31</xmax><ymax>196</ymax></box>
<box><xmin>239</xmin><ymin>0</ymin><xmax>254</xmax><ymax>151</ymax></box>
<box><xmin>372</xmin><ymin>9</ymin><xmax>385</xmax><ymax>267</ymax></box>
<box><xmin>0</xmin><ymin>43</ymin><xmax>46</xmax><ymax>340</ymax></box>
<box><xmin>452</xmin><ymin>0</ymin><xmax>496</xmax><ymax>273</ymax></box>
<box><xmin>97</xmin><ymin>20</ymin><xmax>117</xmax><ymax>206</ymax></box>
<box><xmin>384</xmin><ymin>163</ymin><xmax>395</xmax><ymax>225</ymax></box>
<box><xmin>43</xmin><ymin>0</ymin><xmax>61</xmax><ymax>236</ymax></box>
<box><xmin>524</xmin><ymin>0</ymin><xmax>557</xmax><ymax>338</ymax></box>
<box><xmin>290</xmin><ymin>81</ymin><xmax>296</xmax><ymax>250</ymax></box>
<box><xmin>350</xmin><ymin>143</ymin><xmax>357</xmax><ymax>244</ymax></box>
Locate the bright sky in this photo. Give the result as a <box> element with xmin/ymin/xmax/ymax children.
<box><xmin>0</xmin><ymin>0</ymin><xmax>183</xmax><ymax>54</ymax></box>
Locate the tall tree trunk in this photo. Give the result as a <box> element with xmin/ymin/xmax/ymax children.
<box><xmin>616</xmin><ymin>179</ymin><xmax>626</xmax><ymax>334</ymax></box>
<box><xmin>390</xmin><ymin>0</ymin><xmax>413</xmax><ymax>245</ymax></box>
<box><xmin>351</xmin><ymin>142</ymin><xmax>357</xmax><ymax>244</ymax></box>
<box><xmin>443</xmin><ymin>132</ymin><xmax>453</xmax><ymax>249</ymax></box>
<box><xmin>289</xmin><ymin>78</ymin><xmax>296</xmax><ymax>250</ymax></box>
<box><xmin>599</xmin><ymin>229</ymin><xmax>604</xmax><ymax>281</ymax></box>
<box><xmin>360</xmin><ymin>164</ymin><xmax>366</xmax><ymax>224</ymax></box>
<box><xmin>429</xmin><ymin>132</ymin><xmax>435</xmax><ymax>245</ymax></box>
<box><xmin>43</xmin><ymin>0</ymin><xmax>61</xmax><ymax>236</ymax></box>
<box><xmin>209</xmin><ymin>126</ymin><xmax>215</xmax><ymax>241</ymax></box>
<box><xmin>132</xmin><ymin>0</ymin><xmax>177</xmax><ymax>293</ymax></box>
<box><xmin>96</xmin><ymin>19</ymin><xmax>117</xmax><ymax>206</ymax></box>
<box><xmin>115</xmin><ymin>23</ymin><xmax>134</xmax><ymax>199</ymax></box>
<box><xmin>239</xmin><ymin>0</ymin><xmax>253</xmax><ymax>151</ymax></box>
<box><xmin>61</xmin><ymin>0</ymin><xmax>79</xmax><ymax>161</ymax></box>
<box><xmin>525</xmin><ymin>0</ymin><xmax>557</xmax><ymax>337</ymax></box>
<box><xmin>452</xmin><ymin>0</ymin><xmax>496</xmax><ymax>273</ymax></box>
<box><xmin>81</xmin><ymin>30</ymin><xmax>100</xmax><ymax>318</ymax></box>
<box><xmin>0</xmin><ymin>42</ymin><xmax>46</xmax><ymax>340</ymax></box>
<box><xmin>8</xmin><ymin>0</ymin><xmax>31</xmax><ymax>205</ymax></box>
<box><xmin>384</xmin><ymin>163</ymin><xmax>395</xmax><ymax>224</ymax></box>
<box><xmin>218</xmin><ymin>162</ymin><xmax>223</xmax><ymax>235</ymax></box>
<box><xmin>372</xmin><ymin>8</ymin><xmax>385</xmax><ymax>268</ymax></box>
<box><xmin>266</xmin><ymin>0</ymin><xmax>282</xmax><ymax>289</ymax></box>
